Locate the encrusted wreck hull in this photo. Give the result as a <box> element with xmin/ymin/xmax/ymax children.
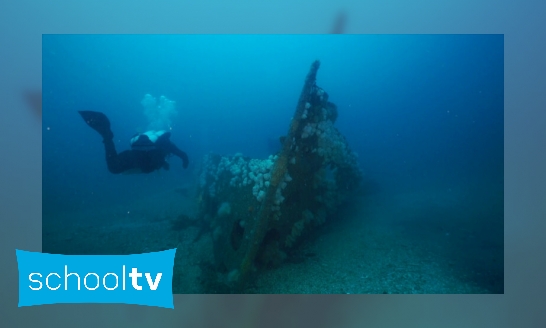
<box><xmin>196</xmin><ymin>61</ymin><xmax>362</xmax><ymax>291</ymax></box>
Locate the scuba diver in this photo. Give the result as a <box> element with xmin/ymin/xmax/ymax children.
<box><xmin>78</xmin><ymin>111</ymin><xmax>189</xmax><ymax>174</ymax></box>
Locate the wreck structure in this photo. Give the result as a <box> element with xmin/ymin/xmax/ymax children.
<box><xmin>196</xmin><ymin>61</ymin><xmax>362</xmax><ymax>291</ymax></box>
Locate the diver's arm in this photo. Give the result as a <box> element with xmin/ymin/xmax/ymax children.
<box><xmin>167</xmin><ymin>142</ymin><xmax>189</xmax><ymax>169</ymax></box>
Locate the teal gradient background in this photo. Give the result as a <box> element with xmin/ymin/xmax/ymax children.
<box><xmin>1</xmin><ymin>0</ymin><xmax>545</xmax><ymax>327</ymax></box>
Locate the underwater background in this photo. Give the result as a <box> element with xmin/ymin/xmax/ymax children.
<box><xmin>42</xmin><ymin>34</ymin><xmax>503</xmax><ymax>293</ymax></box>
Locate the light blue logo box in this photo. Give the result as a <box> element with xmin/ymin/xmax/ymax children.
<box><xmin>16</xmin><ymin>249</ymin><xmax>176</xmax><ymax>308</ymax></box>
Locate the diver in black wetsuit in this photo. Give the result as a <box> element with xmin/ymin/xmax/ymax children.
<box><xmin>78</xmin><ymin>111</ymin><xmax>189</xmax><ymax>174</ymax></box>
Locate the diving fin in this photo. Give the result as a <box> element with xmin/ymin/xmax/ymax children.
<box><xmin>78</xmin><ymin>111</ymin><xmax>114</xmax><ymax>140</ymax></box>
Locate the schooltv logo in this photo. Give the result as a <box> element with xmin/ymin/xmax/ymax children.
<box><xmin>16</xmin><ymin>249</ymin><xmax>176</xmax><ymax>308</ymax></box>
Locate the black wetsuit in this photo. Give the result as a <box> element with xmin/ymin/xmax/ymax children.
<box><xmin>79</xmin><ymin>111</ymin><xmax>189</xmax><ymax>174</ymax></box>
<box><xmin>103</xmin><ymin>132</ymin><xmax>189</xmax><ymax>174</ymax></box>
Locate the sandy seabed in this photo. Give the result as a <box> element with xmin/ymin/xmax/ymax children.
<box><xmin>43</xmin><ymin>183</ymin><xmax>503</xmax><ymax>294</ymax></box>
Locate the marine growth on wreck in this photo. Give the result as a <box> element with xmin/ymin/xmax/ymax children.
<box><xmin>195</xmin><ymin>61</ymin><xmax>362</xmax><ymax>291</ymax></box>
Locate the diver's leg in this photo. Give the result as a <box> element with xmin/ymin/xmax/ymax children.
<box><xmin>79</xmin><ymin>110</ymin><xmax>134</xmax><ymax>173</ymax></box>
<box><xmin>102</xmin><ymin>139</ymin><xmax>139</xmax><ymax>174</ymax></box>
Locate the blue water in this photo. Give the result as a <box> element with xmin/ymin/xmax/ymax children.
<box><xmin>42</xmin><ymin>35</ymin><xmax>503</xmax><ymax>293</ymax></box>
